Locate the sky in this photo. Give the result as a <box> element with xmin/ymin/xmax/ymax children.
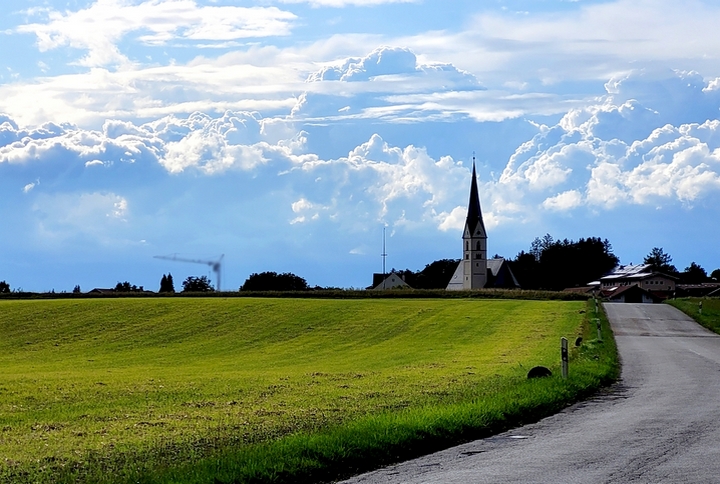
<box><xmin>2</xmin><ymin>0</ymin><xmax>720</xmax><ymax>292</ymax></box>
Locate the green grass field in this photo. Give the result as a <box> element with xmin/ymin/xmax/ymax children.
<box><xmin>667</xmin><ymin>298</ymin><xmax>720</xmax><ymax>333</ymax></box>
<box><xmin>0</xmin><ymin>297</ymin><xmax>617</xmax><ymax>483</ymax></box>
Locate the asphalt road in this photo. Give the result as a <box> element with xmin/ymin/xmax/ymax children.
<box><xmin>340</xmin><ymin>303</ymin><xmax>720</xmax><ymax>484</ymax></box>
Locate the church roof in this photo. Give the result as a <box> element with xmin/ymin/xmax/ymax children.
<box><xmin>465</xmin><ymin>162</ymin><xmax>486</xmax><ymax>236</ymax></box>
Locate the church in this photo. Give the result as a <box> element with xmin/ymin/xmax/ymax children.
<box><xmin>371</xmin><ymin>160</ymin><xmax>519</xmax><ymax>291</ymax></box>
<box><xmin>445</xmin><ymin>161</ymin><xmax>519</xmax><ymax>290</ymax></box>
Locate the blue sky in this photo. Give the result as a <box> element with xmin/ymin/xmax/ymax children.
<box><xmin>2</xmin><ymin>0</ymin><xmax>720</xmax><ymax>292</ymax></box>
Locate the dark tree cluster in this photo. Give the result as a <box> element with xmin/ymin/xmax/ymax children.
<box><xmin>391</xmin><ymin>259</ymin><xmax>461</xmax><ymax>289</ymax></box>
<box><xmin>643</xmin><ymin>247</ymin><xmax>717</xmax><ymax>284</ymax></box>
<box><xmin>0</xmin><ymin>280</ymin><xmax>10</xmax><ymax>294</ymax></box>
<box><xmin>240</xmin><ymin>272</ymin><xmax>309</xmax><ymax>291</ymax></box>
<box><xmin>510</xmin><ymin>235</ymin><xmax>620</xmax><ymax>290</ymax></box>
<box><xmin>159</xmin><ymin>273</ymin><xmax>175</xmax><ymax>293</ymax></box>
<box><xmin>643</xmin><ymin>247</ymin><xmax>678</xmax><ymax>275</ymax></box>
<box><xmin>679</xmin><ymin>262</ymin><xmax>708</xmax><ymax>284</ymax></box>
<box><xmin>182</xmin><ymin>276</ymin><xmax>214</xmax><ymax>292</ymax></box>
<box><xmin>115</xmin><ymin>281</ymin><xmax>145</xmax><ymax>292</ymax></box>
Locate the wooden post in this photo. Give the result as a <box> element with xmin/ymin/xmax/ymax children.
<box><xmin>561</xmin><ymin>337</ymin><xmax>568</xmax><ymax>379</ymax></box>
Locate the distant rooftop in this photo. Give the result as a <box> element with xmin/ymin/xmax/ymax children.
<box><xmin>609</xmin><ymin>264</ymin><xmax>652</xmax><ymax>276</ymax></box>
<box><xmin>599</xmin><ymin>264</ymin><xmax>651</xmax><ymax>281</ymax></box>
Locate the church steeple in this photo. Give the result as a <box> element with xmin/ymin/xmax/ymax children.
<box><xmin>465</xmin><ymin>162</ymin><xmax>486</xmax><ymax>239</ymax></box>
<box><xmin>462</xmin><ymin>158</ymin><xmax>487</xmax><ymax>289</ymax></box>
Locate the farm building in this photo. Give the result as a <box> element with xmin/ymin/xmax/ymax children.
<box><xmin>88</xmin><ymin>288</ymin><xmax>117</xmax><ymax>295</ymax></box>
<box><xmin>370</xmin><ymin>272</ymin><xmax>411</xmax><ymax>290</ymax></box>
<box><xmin>604</xmin><ymin>284</ymin><xmax>662</xmax><ymax>303</ymax></box>
<box><xmin>675</xmin><ymin>283</ymin><xmax>720</xmax><ymax>297</ymax></box>
<box><xmin>598</xmin><ymin>264</ymin><xmax>677</xmax><ymax>301</ymax></box>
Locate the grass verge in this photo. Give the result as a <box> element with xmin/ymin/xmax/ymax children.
<box><xmin>666</xmin><ymin>297</ymin><xmax>720</xmax><ymax>333</ymax></box>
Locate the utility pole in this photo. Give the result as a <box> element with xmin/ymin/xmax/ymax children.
<box><xmin>381</xmin><ymin>227</ymin><xmax>388</xmax><ymax>289</ymax></box>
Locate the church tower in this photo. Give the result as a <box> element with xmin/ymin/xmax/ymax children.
<box><xmin>462</xmin><ymin>161</ymin><xmax>487</xmax><ymax>289</ymax></box>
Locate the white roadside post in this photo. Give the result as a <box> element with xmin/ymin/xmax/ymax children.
<box><xmin>595</xmin><ymin>318</ymin><xmax>603</xmax><ymax>342</ymax></box>
<box><xmin>699</xmin><ymin>301</ymin><xmax>703</xmax><ymax>315</ymax></box>
<box><xmin>561</xmin><ymin>337</ymin><xmax>569</xmax><ymax>379</ymax></box>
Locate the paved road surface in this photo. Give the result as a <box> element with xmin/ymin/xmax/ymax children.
<box><xmin>340</xmin><ymin>303</ymin><xmax>720</xmax><ymax>483</ymax></box>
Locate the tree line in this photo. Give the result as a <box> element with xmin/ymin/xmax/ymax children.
<box><xmin>509</xmin><ymin>236</ymin><xmax>719</xmax><ymax>290</ymax></box>
<box><xmin>642</xmin><ymin>247</ymin><xmax>720</xmax><ymax>283</ymax></box>
<box><xmin>509</xmin><ymin>235</ymin><xmax>619</xmax><ymax>290</ymax></box>
<box><xmin>2</xmin><ymin>237</ymin><xmax>719</xmax><ymax>294</ymax></box>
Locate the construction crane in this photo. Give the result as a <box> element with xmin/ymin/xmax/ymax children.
<box><xmin>154</xmin><ymin>254</ymin><xmax>224</xmax><ymax>291</ymax></box>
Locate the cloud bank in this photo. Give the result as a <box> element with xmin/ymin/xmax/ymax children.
<box><xmin>499</xmin><ymin>70</ymin><xmax>720</xmax><ymax>214</ymax></box>
<box><xmin>18</xmin><ymin>0</ymin><xmax>297</xmax><ymax>67</ymax></box>
<box><xmin>294</xmin><ymin>46</ymin><xmax>485</xmax><ymax>121</ymax></box>
<box><xmin>3</xmin><ymin>70</ymin><xmax>720</xmax><ymax>240</ymax></box>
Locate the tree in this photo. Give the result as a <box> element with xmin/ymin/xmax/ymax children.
<box><xmin>511</xmin><ymin>235</ymin><xmax>619</xmax><ymax>290</ymax></box>
<box><xmin>0</xmin><ymin>281</ymin><xmax>10</xmax><ymax>294</ymax></box>
<box><xmin>643</xmin><ymin>247</ymin><xmax>678</xmax><ymax>275</ymax></box>
<box><xmin>72</xmin><ymin>285</ymin><xmax>81</xmax><ymax>294</ymax></box>
<box><xmin>530</xmin><ymin>234</ymin><xmax>555</xmax><ymax>260</ymax></box>
<box><xmin>509</xmin><ymin>251</ymin><xmax>540</xmax><ymax>289</ymax></box>
<box><xmin>680</xmin><ymin>262</ymin><xmax>708</xmax><ymax>284</ymax></box>
<box><xmin>411</xmin><ymin>259</ymin><xmax>461</xmax><ymax>289</ymax></box>
<box><xmin>712</xmin><ymin>269</ymin><xmax>720</xmax><ymax>281</ymax></box>
<box><xmin>182</xmin><ymin>275</ymin><xmax>214</xmax><ymax>292</ymax></box>
<box><xmin>240</xmin><ymin>272</ymin><xmax>309</xmax><ymax>291</ymax></box>
<box><xmin>115</xmin><ymin>281</ymin><xmax>144</xmax><ymax>292</ymax></box>
<box><xmin>159</xmin><ymin>273</ymin><xmax>175</xmax><ymax>293</ymax></box>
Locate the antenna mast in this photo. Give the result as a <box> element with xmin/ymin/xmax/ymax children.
<box><xmin>381</xmin><ymin>227</ymin><xmax>388</xmax><ymax>276</ymax></box>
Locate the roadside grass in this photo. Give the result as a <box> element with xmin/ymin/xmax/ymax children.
<box><xmin>667</xmin><ymin>298</ymin><xmax>720</xmax><ymax>333</ymax></box>
<box><xmin>0</xmin><ymin>298</ymin><xmax>618</xmax><ymax>483</ymax></box>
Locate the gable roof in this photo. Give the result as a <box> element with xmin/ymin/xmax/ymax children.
<box><xmin>605</xmin><ymin>284</ymin><xmax>662</xmax><ymax>303</ymax></box>
<box><xmin>371</xmin><ymin>272</ymin><xmax>411</xmax><ymax>290</ymax></box>
<box><xmin>465</xmin><ymin>162</ymin><xmax>486</xmax><ymax>237</ymax></box>
<box><xmin>487</xmin><ymin>258</ymin><xmax>520</xmax><ymax>288</ymax></box>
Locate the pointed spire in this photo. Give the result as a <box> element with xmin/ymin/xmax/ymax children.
<box><xmin>465</xmin><ymin>157</ymin><xmax>486</xmax><ymax>237</ymax></box>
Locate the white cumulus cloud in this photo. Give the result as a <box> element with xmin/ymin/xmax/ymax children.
<box><xmin>499</xmin><ymin>70</ymin><xmax>720</xmax><ymax>213</ymax></box>
<box><xmin>542</xmin><ymin>190</ymin><xmax>583</xmax><ymax>211</ymax></box>
<box><xmin>4</xmin><ymin>68</ymin><xmax>720</xmax><ymax>246</ymax></box>
<box><xmin>294</xmin><ymin>46</ymin><xmax>484</xmax><ymax>121</ymax></box>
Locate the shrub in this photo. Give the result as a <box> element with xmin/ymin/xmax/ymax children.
<box><xmin>240</xmin><ymin>272</ymin><xmax>309</xmax><ymax>291</ymax></box>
